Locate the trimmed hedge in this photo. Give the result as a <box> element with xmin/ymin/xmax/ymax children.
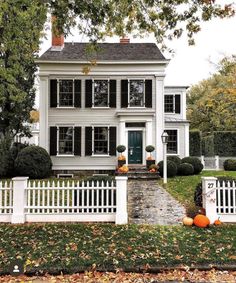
<box><xmin>202</xmin><ymin>135</ymin><xmax>214</xmax><ymax>157</ymax></box>
<box><xmin>158</xmin><ymin>160</ymin><xmax>177</xmax><ymax>178</ymax></box>
<box><xmin>167</xmin><ymin>156</ymin><xmax>181</xmax><ymax>167</ymax></box>
<box><xmin>181</xmin><ymin>157</ymin><xmax>203</xmax><ymax>174</ymax></box>
<box><xmin>178</xmin><ymin>163</ymin><xmax>194</xmax><ymax>176</ymax></box>
<box><xmin>189</xmin><ymin>130</ymin><xmax>202</xmax><ymax>157</ymax></box>
<box><xmin>15</xmin><ymin>146</ymin><xmax>52</xmax><ymax>179</ymax></box>
<box><xmin>214</xmin><ymin>131</ymin><xmax>236</xmax><ymax>156</ymax></box>
<box><xmin>223</xmin><ymin>159</ymin><xmax>236</xmax><ymax>171</ymax></box>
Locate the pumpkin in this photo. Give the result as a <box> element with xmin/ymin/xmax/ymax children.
<box><xmin>214</xmin><ymin>218</ymin><xmax>222</xmax><ymax>226</ymax></box>
<box><xmin>193</xmin><ymin>214</ymin><xmax>210</xmax><ymax>228</ymax></box>
<box><xmin>118</xmin><ymin>165</ymin><xmax>129</xmax><ymax>173</ymax></box>
<box><xmin>183</xmin><ymin>216</ymin><xmax>193</xmax><ymax>226</ymax></box>
<box><xmin>118</xmin><ymin>155</ymin><xmax>126</xmax><ymax>161</ymax></box>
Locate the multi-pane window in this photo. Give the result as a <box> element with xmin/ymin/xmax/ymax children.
<box><xmin>58</xmin><ymin>127</ymin><xmax>73</xmax><ymax>154</ymax></box>
<box><xmin>165</xmin><ymin>95</ymin><xmax>174</xmax><ymax>113</ymax></box>
<box><xmin>166</xmin><ymin>130</ymin><xmax>178</xmax><ymax>154</ymax></box>
<box><xmin>164</xmin><ymin>94</ymin><xmax>181</xmax><ymax>113</ymax></box>
<box><xmin>129</xmin><ymin>80</ymin><xmax>144</xmax><ymax>107</ymax></box>
<box><xmin>94</xmin><ymin>127</ymin><xmax>108</xmax><ymax>154</ymax></box>
<box><xmin>94</xmin><ymin>80</ymin><xmax>109</xmax><ymax>107</ymax></box>
<box><xmin>59</xmin><ymin>80</ymin><xmax>73</xmax><ymax>106</ymax></box>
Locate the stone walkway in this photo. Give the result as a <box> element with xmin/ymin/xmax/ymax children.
<box><xmin>128</xmin><ymin>179</ymin><xmax>186</xmax><ymax>225</ymax></box>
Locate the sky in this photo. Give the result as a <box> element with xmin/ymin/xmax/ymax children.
<box><xmin>40</xmin><ymin>1</ymin><xmax>236</xmax><ymax>88</ymax></box>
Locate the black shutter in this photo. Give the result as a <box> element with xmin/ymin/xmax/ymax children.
<box><xmin>175</xmin><ymin>95</ymin><xmax>181</xmax><ymax>114</ymax></box>
<box><xmin>85</xmin><ymin>127</ymin><xmax>93</xmax><ymax>156</ymax></box>
<box><xmin>109</xmin><ymin>127</ymin><xmax>117</xmax><ymax>156</ymax></box>
<box><xmin>145</xmin><ymin>80</ymin><xmax>152</xmax><ymax>108</ymax></box>
<box><xmin>74</xmin><ymin>80</ymin><xmax>81</xmax><ymax>108</ymax></box>
<box><xmin>74</xmin><ymin>127</ymin><xmax>81</xmax><ymax>156</ymax></box>
<box><xmin>50</xmin><ymin>127</ymin><xmax>57</xmax><ymax>156</ymax></box>
<box><xmin>50</xmin><ymin>80</ymin><xmax>57</xmax><ymax>107</ymax></box>
<box><xmin>85</xmin><ymin>80</ymin><xmax>92</xmax><ymax>108</ymax></box>
<box><xmin>121</xmin><ymin>80</ymin><xmax>128</xmax><ymax>108</ymax></box>
<box><xmin>109</xmin><ymin>80</ymin><xmax>116</xmax><ymax>108</ymax></box>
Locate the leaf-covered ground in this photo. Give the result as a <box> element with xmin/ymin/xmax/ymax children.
<box><xmin>1</xmin><ymin>269</ymin><xmax>236</xmax><ymax>282</ymax></box>
<box><xmin>0</xmin><ymin>224</ymin><xmax>236</xmax><ymax>276</ymax></box>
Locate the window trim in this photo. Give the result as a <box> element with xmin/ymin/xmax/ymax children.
<box><xmin>57</xmin><ymin>125</ymin><xmax>75</xmax><ymax>156</ymax></box>
<box><xmin>57</xmin><ymin>79</ymin><xmax>75</xmax><ymax>108</ymax></box>
<box><xmin>128</xmin><ymin>79</ymin><xmax>146</xmax><ymax>108</ymax></box>
<box><xmin>92</xmin><ymin>126</ymin><xmax>110</xmax><ymax>156</ymax></box>
<box><xmin>92</xmin><ymin>79</ymin><xmax>110</xmax><ymax>108</ymax></box>
<box><xmin>165</xmin><ymin>128</ymin><xmax>179</xmax><ymax>155</ymax></box>
<box><xmin>164</xmin><ymin>94</ymin><xmax>181</xmax><ymax>114</ymax></box>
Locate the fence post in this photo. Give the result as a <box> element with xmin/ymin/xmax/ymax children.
<box><xmin>11</xmin><ymin>177</ymin><xmax>28</xmax><ymax>224</ymax></box>
<box><xmin>202</xmin><ymin>177</ymin><xmax>218</xmax><ymax>224</ymax></box>
<box><xmin>215</xmin><ymin>155</ymin><xmax>219</xmax><ymax>170</ymax></box>
<box><xmin>115</xmin><ymin>176</ymin><xmax>128</xmax><ymax>224</ymax></box>
<box><xmin>201</xmin><ymin>156</ymin><xmax>205</xmax><ymax>169</ymax></box>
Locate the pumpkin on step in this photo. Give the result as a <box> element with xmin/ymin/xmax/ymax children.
<box><xmin>118</xmin><ymin>165</ymin><xmax>129</xmax><ymax>173</ymax></box>
<box><xmin>193</xmin><ymin>214</ymin><xmax>210</xmax><ymax>228</ymax></box>
<box><xmin>182</xmin><ymin>216</ymin><xmax>193</xmax><ymax>226</ymax></box>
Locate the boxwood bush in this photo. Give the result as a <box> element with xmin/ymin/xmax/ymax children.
<box><xmin>181</xmin><ymin>157</ymin><xmax>203</xmax><ymax>174</ymax></box>
<box><xmin>223</xmin><ymin>159</ymin><xmax>236</xmax><ymax>171</ymax></box>
<box><xmin>15</xmin><ymin>146</ymin><xmax>52</xmax><ymax>179</ymax></box>
<box><xmin>167</xmin><ymin>156</ymin><xmax>181</xmax><ymax>167</ymax></box>
<box><xmin>158</xmin><ymin>160</ymin><xmax>177</xmax><ymax>178</ymax></box>
<box><xmin>178</xmin><ymin>163</ymin><xmax>194</xmax><ymax>176</ymax></box>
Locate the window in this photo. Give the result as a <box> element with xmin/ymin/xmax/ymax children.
<box><xmin>93</xmin><ymin>80</ymin><xmax>109</xmax><ymax>107</ymax></box>
<box><xmin>59</xmin><ymin>80</ymin><xmax>73</xmax><ymax>106</ymax></box>
<box><xmin>94</xmin><ymin>127</ymin><xmax>108</xmax><ymax>154</ymax></box>
<box><xmin>164</xmin><ymin>94</ymin><xmax>181</xmax><ymax>113</ymax></box>
<box><xmin>58</xmin><ymin>127</ymin><xmax>73</xmax><ymax>154</ymax></box>
<box><xmin>129</xmin><ymin>80</ymin><xmax>144</xmax><ymax>107</ymax></box>
<box><xmin>166</xmin><ymin>130</ymin><xmax>178</xmax><ymax>154</ymax></box>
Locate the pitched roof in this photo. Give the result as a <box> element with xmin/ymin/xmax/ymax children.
<box><xmin>38</xmin><ymin>42</ymin><xmax>166</xmax><ymax>62</ymax></box>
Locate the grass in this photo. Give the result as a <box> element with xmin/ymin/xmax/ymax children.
<box><xmin>164</xmin><ymin>170</ymin><xmax>236</xmax><ymax>207</ymax></box>
<box><xmin>0</xmin><ymin>223</ymin><xmax>235</xmax><ymax>275</ymax></box>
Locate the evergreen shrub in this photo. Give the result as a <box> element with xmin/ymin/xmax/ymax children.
<box><xmin>15</xmin><ymin>146</ymin><xmax>52</xmax><ymax>179</ymax></box>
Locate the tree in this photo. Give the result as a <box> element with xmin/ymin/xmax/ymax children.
<box><xmin>0</xmin><ymin>0</ymin><xmax>47</xmax><ymax>139</ymax></box>
<box><xmin>187</xmin><ymin>56</ymin><xmax>236</xmax><ymax>134</ymax></box>
<box><xmin>49</xmin><ymin>0</ymin><xmax>234</xmax><ymax>49</ymax></box>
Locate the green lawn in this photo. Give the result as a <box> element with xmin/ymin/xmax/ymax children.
<box><xmin>164</xmin><ymin>170</ymin><xmax>236</xmax><ymax>207</ymax></box>
<box><xmin>0</xmin><ymin>224</ymin><xmax>235</xmax><ymax>275</ymax></box>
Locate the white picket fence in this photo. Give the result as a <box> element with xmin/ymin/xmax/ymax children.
<box><xmin>0</xmin><ymin>176</ymin><xmax>128</xmax><ymax>224</ymax></box>
<box><xmin>202</xmin><ymin>177</ymin><xmax>236</xmax><ymax>223</ymax></box>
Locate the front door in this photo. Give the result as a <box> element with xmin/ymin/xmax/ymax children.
<box><xmin>128</xmin><ymin>131</ymin><xmax>142</xmax><ymax>164</ymax></box>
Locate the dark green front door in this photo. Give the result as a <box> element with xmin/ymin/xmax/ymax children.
<box><xmin>128</xmin><ymin>131</ymin><xmax>142</xmax><ymax>164</ymax></box>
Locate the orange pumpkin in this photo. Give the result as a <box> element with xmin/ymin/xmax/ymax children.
<box><xmin>118</xmin><ymin>165</ymin><xmax>129</xmax><ymax>173</ymax></box>
<box><xmin>214</xmin><ymin>218</ymin><xmax>222</xmax><ymax>225</ymax></box>
<box><xmin>193</xmin><ymin>214</ymin><xmax>210</xmax><ymax>228</ymax></box>
<box><xmin>183</xmin><ymin>216</ymin><xmax>193</xmax><ymax>226</ymax></box>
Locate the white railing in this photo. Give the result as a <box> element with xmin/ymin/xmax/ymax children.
<box><xmin>0</xmin><ymin>180</ymin><xmax>13</xmax><ymax>222</ymax></box>
<box><xmin>0</xmin><ymin>176</ymin><xmax>128</xmax><ymax>224</ymax></box>
<box><xmin>202</xmin><ymin>177</ymin><xmax>236</xmax><ymax>223</ymax></box>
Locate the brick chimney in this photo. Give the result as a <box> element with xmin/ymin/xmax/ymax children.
<box><xmin>51</xmin><ymin>15</ymin><xmax>64</xmax><ymax>51</ymax></box>
<box><xmin>120</xmin><ymin>37</ymin><xmax>130</xmax><ymax>44</ymax></box>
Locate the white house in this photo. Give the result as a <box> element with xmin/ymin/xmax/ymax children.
<box><xmin>37</xmin><ymin>32</ymin><xmax>189</xmax><ymax>173</ymax></box>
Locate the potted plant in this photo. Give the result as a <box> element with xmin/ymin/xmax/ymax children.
<box><xmin>145</xmin><ymin>145</ymin><xmax>155</xmax><ymax>168</ymax></box>
<box><xmin>116</xmin><ymin>145</ymin><xmax>126</xmax><ymax>167</ymax></box>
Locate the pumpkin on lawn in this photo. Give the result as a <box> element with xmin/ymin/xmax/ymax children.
<box><xmin>214</xmin><ymin>218</ymin><xmax>222</xmax><ymax>226</ymax></box>
<box><xmin>193</xmin><ymin>214</ymin><xmax>210</xmax><ymax>228</ymax></box>
<box><xmin>182</xmin><ymin>216</ymin><xmax>193</xmax><ymax>226</ymax></box>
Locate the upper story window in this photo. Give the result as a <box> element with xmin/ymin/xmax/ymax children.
<box><xmin>94</xmin><ymin>80</ymin><xmax>109</xmax><ymax>107</ymax></box>
<box><xmin>59</xmin><ymin>80</ymin><xmax>73</xmax><ymax>107</ymax></box>
<box><xmin>129</xmin><ymin>80</ymin><xmax>144</xmax><ymax>107</ymax></box>
<box><xmin>50</xmin><ymin>79</ymin><xmax>81</xmax><ymax>108</ymax></box>
<box><xmin>164</xmin><ymin>94</ymin><xmax>181</xmax><ymax>114</ymax></box>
